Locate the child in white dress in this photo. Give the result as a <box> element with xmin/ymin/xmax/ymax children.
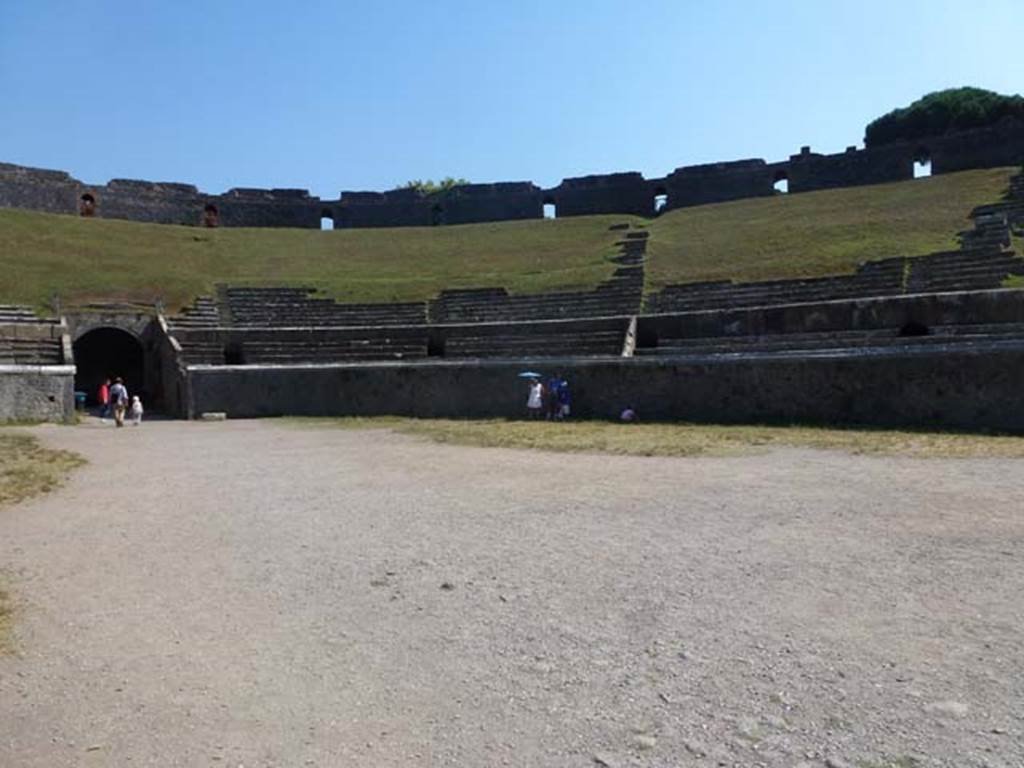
<box><xmin>130</xmin><ymin>396</ymin><xmax>144</xmax><ymax>426</ymax></box>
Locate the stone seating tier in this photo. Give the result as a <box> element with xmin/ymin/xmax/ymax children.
<box><xmin>0</xmin><ymin>337</ymin><xmax>64</xmax><ymax>365</ymax></box>
<box><xmin>443</xmin><ymin>330</ymin><xmax>625</xmax><ymax>358</ymax></box>
<box><xmin>637</xmin><ymin>322</ymin><xmax>1024</xmax><ymax>357</ymax></box>
<box><xmin>0</xmin><ymin>305</ymin><xmax>47</xmax><ymax>324</ymax></box>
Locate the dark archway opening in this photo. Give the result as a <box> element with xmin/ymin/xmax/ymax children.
<box><xmin>320</xmin><ymin>209</ymin><xmax>335</xmax><ymax>230</ymax></box>
<box><xmin>431</xmin><ymin>204</ymin><xmax>444</xmax><ymax>226</ymax></box>
<box><xmin>913</xmin><ymin>148</ymin><xmax>932</xmax><ymax>178</ymax></box>
<box><xmin>899</xmin><ymin>320</ymin><xmax>931</xmax><ymax>337</ymax></box>
<box><xmin>224</xmin><ymin>341</ymin><xmax>245</xmax><ymax>365</ymax></box>
<box><xmin>773</xmin><ymin>170</ymin><xmax>789</xmax><ymax>194</ymax></box>
<box><xmin>202</xmin><ymin>203</ymin><xmax>219</xmax><ymax>228</ymax></box>
<box><xmin>653</xmin><ymin>186</ymin><xmax>668</xmax><ymax>215</ymax></box>
<box><xmin>542</xmin><ymin>197</ymin><xmax>557</xmax><ymax>219</ymax></box>
<box><xmin>73</xmin><ymin>328</ymin><xmax>145</xmax><ymax>406</ymax></box>
<box><xmin>79</xmin><ymin>192</ymin><xmax>96</xmax><ymax>217</ymax></box>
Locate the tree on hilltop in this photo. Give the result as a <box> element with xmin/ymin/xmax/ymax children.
<box><xmin>865</xmin><ymin>87</ymin><xmax>1024</xmax><ymax>147</ymax></box>
<box><xmin>402</xmin><ymin>177</ymin><xmax>470</xmax><ymax>196</ymax></box>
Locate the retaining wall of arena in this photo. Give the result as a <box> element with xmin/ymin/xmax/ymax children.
<box><xmin>180</xmin><ymin>346</ymin><xmax>1024</xmax><ymax>432</ymax></box>
<box><xmin>2</xmin><ymin>117</ymin><xmax>1022</xmax><ymax>227</ymax></box>
<box><xmin>0</xmin><ymin>366</ymin><xmax>75</xmax><ymax>423</ymax></box>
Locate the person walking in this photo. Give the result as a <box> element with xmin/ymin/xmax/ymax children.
<box><xmin>557</xmin><ymin>376</ymin><xmax>571</xmax><ymax>420</ymax></box>
<box><xmin>129</xmin><ymin>395</ymin><xmax>144</xmax><ymax>426</ymax></box>
<box><xmin>109</xmin><ymin>377</ymin><xmax>129</xmax><ymax>428</ymax></box>
<box><xmin>546</xmin><ymin>375</ymin><xmax>561</xmax><ymax>420</ymax></box>
<box><xmin>98</xmin><ymin>378</ymin><xmax>111</xmax><ymax>419</ymax></box>
<box><xmin>526</xmin><ymin>378</ymin><xmax>544</xmax><ymax>420</ymax></box>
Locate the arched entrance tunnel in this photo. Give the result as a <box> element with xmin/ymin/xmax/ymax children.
<box><xmin>73</xmin><ymin>327</ymin><xmax>145</xmax><ymax>406</ymax></box>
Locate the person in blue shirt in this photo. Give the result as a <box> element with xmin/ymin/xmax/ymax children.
<box><xmin>546</xmin><ymin>375</ymin><xmax>562</xmax><ymax>421</ymax></box>
<box><xmin>557</xmin><ymin>377</ymin><xmax>571</xmax><ymax>420</ymax></box>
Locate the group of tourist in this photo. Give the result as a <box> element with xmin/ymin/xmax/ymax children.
<box><xmin>525</xmin><ymin>375</ymin><xmax>572</xmax><ymax>420</ymax></box>
<box><xmin>96</xmin><ymin>377</ymin><xmax>143</xmax><ymax>427</ymax></box>
<box><xmin>525</xmin><ymin>375</ymin><xmax>638</xmax><ymax>423</ymax></box>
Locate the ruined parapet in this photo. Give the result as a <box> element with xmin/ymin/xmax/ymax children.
<box><xmin>785</xmin><ymin>143</ymin><xmax>912</xmax><ymax>194</ymax></box>
<box><xmin>663</xmin><ymin>159</ymin><xmax>774</xmax><ymax>209</ymax></box>
<box><xmin>336</xmin><ymin>181</ymin><xmax>542</xmax><ymax>228</ymax></box>
<box><xmin>0</xmin><ymin>117</ymin><xmax>1022</xmax><ymax>228</ymax></box>
<box><xmin>544</xmin><ymin>172</ymin><xmax>651</xmax><ymax>217</ymax></box>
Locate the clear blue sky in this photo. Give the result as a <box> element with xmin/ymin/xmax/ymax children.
<box><xmin>2</xmin><ymin>1</ymin><xmax>1021</xmax><ymax>198</ymax></box>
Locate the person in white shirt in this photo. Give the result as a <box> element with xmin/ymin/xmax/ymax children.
<box><xmin>130</xmin><ymin>395</ymin><xmax>144</xmax><ymax>426</ymax></box>
<box><xmin>526</xmin><ymin>379</ymin><xmax>544</xmax><ymax>419</ymax></box>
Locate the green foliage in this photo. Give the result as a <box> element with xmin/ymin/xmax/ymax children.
<box><xmin>865</xmin><ymin>87</ymin><xmax>1024</xmax><ymax>147</ymax></box>
<box><xmin>402</xmin><ymin>177</ymin><xmax>471</xmax><ymax>196</ymax></box>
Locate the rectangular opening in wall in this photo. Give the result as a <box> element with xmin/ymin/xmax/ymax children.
<box><xmin>320</xmin><ymin>215</ymin><xmax>335</xmax><ymax>230</ymax></box>
<box><xmin>914</xmin><ymin>160</ymin><xmax>932</xmax><ymax>178</ymax></box>
<box><xmin>543</xmin><ymin>200</ymin><xmax>556</xmax><ymax>219</ymax></box>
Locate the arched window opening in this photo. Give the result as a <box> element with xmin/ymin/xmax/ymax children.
<box><xmin>653</xmin><ymin>187</ymin><xmax>668</xmax><ymax>215</ymax></box>
<box><xmin>320</xmin><ymin>210</ymin><xmax>335</xmax><ymax>230</ymax></box>
<box><xmin>73</xmin><ymin>328</ymin><xmax>144</xmax><ymax>407</ymax></box>
<box><xmin>773</xmin><ymin>171</ymin><xmax>789</xmax><ymax>194</ymax></box>
<box><xmin>79</xmin><ymin>193</ymin><xmax>96</xmax><ymax>217</ymax></box>
<box><xmin>913</xmin><ymin>149</ymin><xmax>932</xmax><ymax>178</ymax></box>
<box><xmin>542</xmin><ymin>198</ymin><xmax>557</xmax><ymax>219</ymax></box>
<box><xmin>202</xmin><ymin>203</ymin><xmax>219</xmax><ymax>228</ymax></box>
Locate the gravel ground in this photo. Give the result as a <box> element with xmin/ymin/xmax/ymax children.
<box><xmin>0</xmin><ymin>419</ymin><xmax>1021</xmax><ymax>768</ymax></box>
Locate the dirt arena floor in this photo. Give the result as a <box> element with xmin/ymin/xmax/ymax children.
<box><xmin>0</xmin><ymin>420</ymin><xmax>1021</xmax><ymax>767</ymax></box>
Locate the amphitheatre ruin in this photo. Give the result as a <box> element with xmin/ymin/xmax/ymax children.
<box><xmin>3</xmin><ymin>85</ymin><xmax>1024</xmax><ymax>767</ymax></box>
<box><xmin>0</xmin><ymin>99</ymin><xmax>1023</xmax><ymax>429</ymax></box>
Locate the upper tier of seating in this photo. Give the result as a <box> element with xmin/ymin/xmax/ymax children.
<box><xmin>0</xmin><ymin>305</ymin><xmax>50</xmax><ymax>324</ymax></box>
<box><xmin>0</xmin><ymin>335</ymin><xmax>64</xmax><ymax>365</ymax></box>
<box><xmin>173</xmin><ymin>327</ymin><xmax>429</xmax><ymax>366</ymax></box>
<box><xmin>429</xmin><ymin>233</ymin><xmax>646</xmax><ymax>323</ymax></box>
<box><xmin>440</xmin><ymin>317</ymin><xmax>629</xmax><ymax>359</ymax></box>
<box><xmin>646</xmin><ymin>247</ymin><xmax>1024</xmax><ymax>314</ymax></box>
<box><xmin>222</xmin><ymin>287</ymin><xmax>428</xmax><ymax>328</ymax></box>
<box><xmin>636</xmin><ymin>322</ymin><xmax>1024</xmax><ymax>359</ymax></box>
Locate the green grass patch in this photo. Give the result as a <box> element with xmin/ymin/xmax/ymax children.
<box><xmin>285</xmin><ymin>417</ymin><xmax>1024</xmax><ymax>459</ymax></box>
<box><xmin>646</xmin><ymin>167</ymin><xmax>1016</xmax><ymax>289</ymax></box>
<box><xmin>0</xmin><ymin>210</ymin><xmax>637</xmax><ymax>313</ymax></box>
<box><xmin>0</xmin><ymin>433</ymin><xmax>86</xmax><ymax>507</ymax></box>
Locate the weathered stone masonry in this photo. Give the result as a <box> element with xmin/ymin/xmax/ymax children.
<box><xmin>2</xmin><ymin>118</ymin><xmax>1022</xmax><ymax>228</ymax></box>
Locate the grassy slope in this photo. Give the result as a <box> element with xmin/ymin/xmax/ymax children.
<box><xmin>0</xmin><ymin>211</ymin><xmax>635</xmax><ymax>312</ymax></box>
<box><xmin>645</xmin><ymin>166</ymin><xmax>1016</xmax><ymax>288</ymax></box>
<box><xmin>0</xmin><ymin>167</ymin><xmax>1015</xmax><ymax>312</ymax></box>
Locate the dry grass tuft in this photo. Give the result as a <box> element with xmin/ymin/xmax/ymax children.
<box><xmin>0</xmin><ymin>432</ymin><xmax>85</xmax><ymax>653</ymax></box>
<box><xmin>288</xmin><ymin>417</ymin><xmax>1024</xmax><ymax>460</ymax></box>
<box><xmin>0</xmin><ymin>433</ymin><xmax>86</xmax><ymax>507</ymax></box>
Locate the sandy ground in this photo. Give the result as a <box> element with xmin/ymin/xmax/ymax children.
<box><xmin>0</xmin><ymin>419</ymin><xmax>1022</xmax><ymax>768</ymax></box>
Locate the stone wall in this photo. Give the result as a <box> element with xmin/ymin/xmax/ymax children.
<box><xmin>0</xmin><ymin>366</ymin><xmax>75</xmax><ymax>423</ymax></box>
<box><xmin>181</xmin><ymin>344</ymin><xmax>1024</xmax><ymax>432</ymax></box>
<box><xmin>2</xmin><ymin>118</ymin><xmax>1022</xmax><ymax>228</ymax></box>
